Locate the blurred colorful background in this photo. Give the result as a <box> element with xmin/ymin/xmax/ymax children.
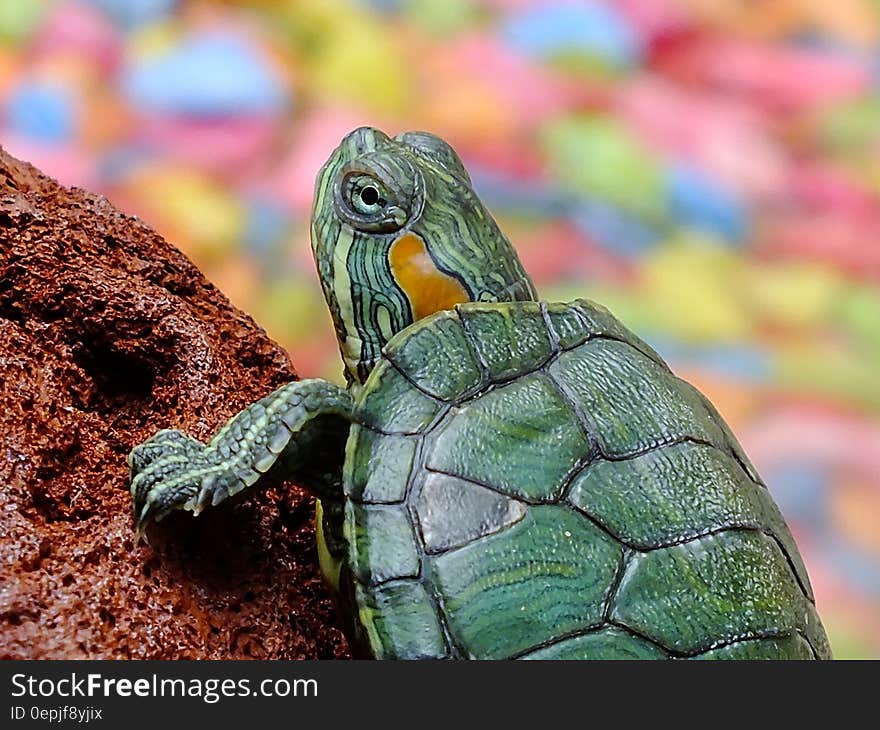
<box><xmin>1</xmin><ymin>0</ymin><xmax>878</xmax><ymax>658</ymax></box>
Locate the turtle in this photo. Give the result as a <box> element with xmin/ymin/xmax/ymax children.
<box><xmin>129</xmin><ymin>126</ymin><xmax>831</xmax><ymax>660</ymax></box>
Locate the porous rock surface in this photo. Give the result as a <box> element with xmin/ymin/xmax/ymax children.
<box><xmin>0</xmin><ymin>147</ymin><xmax>349</xmax><ymax>659</ymax></box>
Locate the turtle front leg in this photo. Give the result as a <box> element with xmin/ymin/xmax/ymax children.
<box><xmin>129</xmin><ymin>378</ymin><xmax>353</xmax><ymax>542</ymax></box>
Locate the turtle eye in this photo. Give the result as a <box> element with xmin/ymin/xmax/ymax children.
<box><xmin>347</xmin><ymin>175</ymin><xmax>387</xmax><ymax>215</ymax></box>
<box><xmin>336</xmin><ymin>172</ymin><xmax>408</xmax><ymax>232</ymax></box>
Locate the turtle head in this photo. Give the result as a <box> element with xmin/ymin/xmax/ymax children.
<box><xmin>311</xmin><ymin>126</ymin><xmax>536</xmax><ymax>384</ymax></box>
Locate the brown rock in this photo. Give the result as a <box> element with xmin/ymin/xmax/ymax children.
<box><xmin>0</xmin><ymin>147</ymin><xmax>349</xmax><ymax>659</ymax></box>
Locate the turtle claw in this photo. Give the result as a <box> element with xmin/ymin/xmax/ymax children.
<box><xmin>192</xmin><ymin>475</ymin><xmax>219</xmax><ymax>515</ymax></box>
<box><xmin>134</xmin><ymin>496</ymin><xmax>164</xmax><ymax>546</ymax></box>
<box><xmin>134</xmin><ymin>506</ymin><xmax>152</xmax><ymax>547</ymax></box>
<box><xmin>128</xmin><ymin>430</ymin><xmax>252</xmax><ymax>542</ymax></box>
<box><xmin>128</xmin><ymin>428</ymin><xmax>213</xmax><ymax>543</ymax></box>
<box><xmin>131</xmin><ymin>473</ymin><xmax>200</xmax><ymax>545</ymax></box>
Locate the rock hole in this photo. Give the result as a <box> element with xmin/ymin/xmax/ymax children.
<box><xmin>73</xmin><ymin>340</ymin><xmax>155</xmax><ymax>408</ymax></box>
<box><xmin>0</xmin><ymin>299</ymin><xmax>24</xmax><ymax>325</ymax></box>
<box><xmin>99</xmin><ymin>608</ymin><xmax>116</xmax><ymax>626</ymax></box>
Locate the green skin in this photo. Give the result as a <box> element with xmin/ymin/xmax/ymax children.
<box><xmin>130</xmin><ymin>127</ymin><xmax>831</xmax><ymax>660</ymax></box>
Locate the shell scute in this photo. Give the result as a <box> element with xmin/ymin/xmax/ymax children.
<box><xmin>609</xmin><ymin>530</ymin><xmax>811</xmax><ymax>656</ymax></box>
<box><xmin>426</xmin><ymin>372</ymin><xmax>591</xmax><ymax>502</ymax></box>
<box><xmin>430</xmin><ymin>505</ymin><xmax>622</xmax><ymax>660</ymax></box>
<box><xmin>457</xmin><ymin>301</ymin><xmax>553</xmax><ymax>382</ymax></box>
<box><xmin>549</xmin><ymin>339</ymin><xmax>726</xmax><ymax>457</ymax></box>
<box><xmin>382</xmin><ymin>310</ymin><xmax>483</xmax><ymax>402</ymax></box>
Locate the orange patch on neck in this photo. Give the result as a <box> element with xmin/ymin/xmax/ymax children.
<box><xmin>389</xmin><ymin>233</ymin><xmax>470</xmax><ymax>320</ymax></box>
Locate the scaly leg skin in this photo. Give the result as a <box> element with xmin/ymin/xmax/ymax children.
<box><xmin>129</xmin><ymin>378</ymin><xmax>353</xmax><ymax>543</ymax></box>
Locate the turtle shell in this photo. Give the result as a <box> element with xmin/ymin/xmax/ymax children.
<box><xmin>329</xmin><ymin>299</ymin><xmax>831</xmax><ymax>660</ymax></box>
